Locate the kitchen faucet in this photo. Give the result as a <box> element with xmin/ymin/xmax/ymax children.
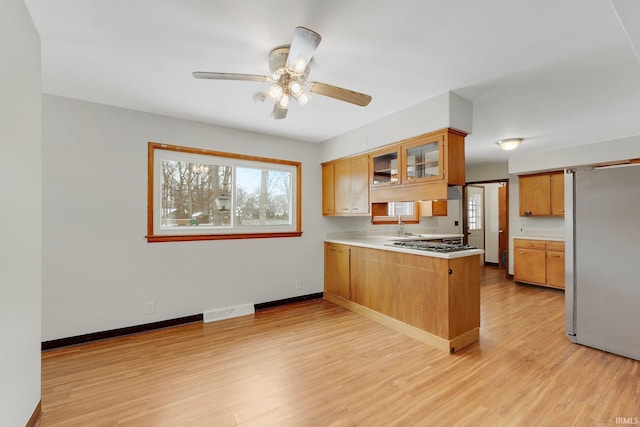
<box><xmin>398</xmin><ymin>214</ymin><xmax>405</xmax><ymax>236</ymax></box>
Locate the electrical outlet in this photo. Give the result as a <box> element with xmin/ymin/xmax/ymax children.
<box><xmin>295</xmin><ymin>280</ymin><xmax>303</xmax><ymax>289</ymax></box>
<box><xmin>145</xmin><ymin>301</ymin><xmax>156</xmax><ymax>314</ymax></box>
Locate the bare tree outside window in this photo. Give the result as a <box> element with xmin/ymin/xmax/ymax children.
<box><xmin>236</xmin><ymin>167</ymin><xmax>291</xmax><ymax>226</ymax></box>
<box><xmin>160</xmin><ymin>161</ymin><xmax>232</xmax><ymax>227</ymax></box>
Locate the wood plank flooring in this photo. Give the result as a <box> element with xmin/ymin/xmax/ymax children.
<box><xmin>40</xmin><ymin>266</ymin><xmax>640</xmax><ymax>426</ymax></box>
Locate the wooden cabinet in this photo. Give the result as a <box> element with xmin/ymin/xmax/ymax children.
<box><xmin>322</xmin><ymin>154</ymin><xmax>370</xmax><ymax>216</ymax></box>
<box><xmin>321</xmin><ymin>163</ymin><xmax>335</xmax><ymax>215</ymax></box>
<box><xmin>324</xmin><ymin>243</ymin><xmax>481</xmax><ymax>353</ymax></box>
<box><xmin>419</xmin><ymin>200</ymin><xmax>448</xmax><ymax>217</ymax></box>
<box><xmin>519</xmin><ymin>171</ymin><xmax>564</xmax><ymax>216</ymax></box>
<box><xmin>370</xmin><ymin>128</ymin><xmax>466</xmax><ymax>203</ymax></box>
<box><xmin>371</xmin><ymin>147</ymin><xmax>399</xmax><ymax>187</ymax></box>
<box><xmin>514</xmin><ymin>240</ymin><xmax>547</xmax><ymax>285</ymax></box>
<box><xmin>402</xmin><ymin>135</ymin><xmax>444</xmax><ymax>185</ymax></box>
<box><xmin>546</xmin><ymin>242</ymin><xmax>565</xmax><ymax>289</ymax></box>
<box><xmin>324</xmin><ymin>243</ymin><xmax>350</xmax><ymax>299</ymax></box>
<box><xmin>550</xmin><ymin>173</ymin><xmax>565</xmax><ymax>216</ymax></box>
<box><xmin>514</xmin><ymin>239</ymin><xmax>565</xmax><ymax>289</ymax></box>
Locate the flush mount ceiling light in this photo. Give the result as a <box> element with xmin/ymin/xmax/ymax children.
<box><xmin>496</xmin><ymin>138</ymin><xmax>523</xmax><ymax>151</ymax></box>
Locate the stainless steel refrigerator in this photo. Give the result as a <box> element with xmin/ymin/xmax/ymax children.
<box><xmin>565</xmin><ymin>164</ymin><xmax>640</xmax><ymax>361</ymax></box>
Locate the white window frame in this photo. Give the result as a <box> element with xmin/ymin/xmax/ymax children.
<box><xmin>147</xmin><ymin>142</ymin><xmax>301</xmax><ymax>242</ymax></box>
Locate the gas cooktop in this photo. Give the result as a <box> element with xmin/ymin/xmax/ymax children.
<box><xmin>384</xmin><ymin>240</ymin><xmax>477</xmax><ymax>253</ymax></box>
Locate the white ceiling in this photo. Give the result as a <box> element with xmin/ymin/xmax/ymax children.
<box><xmin>25</xmin><ymin>0</ymin><xmax>640</xmax><ymax>166</ymax></box>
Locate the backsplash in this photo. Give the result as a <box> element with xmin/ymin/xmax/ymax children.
<box><xmin>515</xmin><ymin>216</ymin><xmax>565</xmax><ymax>238</ymax></box>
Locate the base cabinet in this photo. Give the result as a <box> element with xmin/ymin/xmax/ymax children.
<box><xmin>545</xmin><ymin>243</ymin><xmax>565</xmax><ymax>288</ymax></box>
<box><xmin>324</xmin><ymin>243</ymin><xmax>350</xmax><ymax>299</ymax></box>
<box><xmin>514</xmin><ymin>239</ymin><xmax>565</xmax><ymax>289</ymax></box>
<box><xmin>324</xmin><ymin>242</ymin><xmax>481</xmax><ymax>352</ymax></box>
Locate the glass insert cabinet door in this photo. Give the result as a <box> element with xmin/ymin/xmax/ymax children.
<box><xmin>402</xmin><ymin>137</ymin><xmax>442</xmax><ymax>183</ymax></box>
<box><xmin>371</xmin><ymin>148</ymin><xmax>399</xmax><ymax>186</ymax></box>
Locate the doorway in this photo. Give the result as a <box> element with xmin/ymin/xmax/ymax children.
<box><xmin>464</xmin><ymin>180</ymin><xmax>509</xmax><ymax>275</ymax></box>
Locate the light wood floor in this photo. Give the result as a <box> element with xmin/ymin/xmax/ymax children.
<box><xmin>40</xmin><ymin>266</ymin><xmax>640</xmax><ymax>426</ymax></box>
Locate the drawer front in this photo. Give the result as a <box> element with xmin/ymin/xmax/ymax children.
<box><xmin>514</xmin><ymin>239</ymin><xmax>546</xmax><ymax>250</ymax></box>
<box><xmin>546</xmin><ymin>242</ymin><xmax>565</xmax><ymax>252</ymax></box>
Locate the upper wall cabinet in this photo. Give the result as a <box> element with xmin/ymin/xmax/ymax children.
<box><xmin>322</xmin><ymin>163</ymin><xmax>336</xmax><ymax>215</ymax></box>
<box><xmin>370</xmin><ymin>128</ymin><xmax>466</xmax><ymax>203</ymax></box>
<box><xmin>322</xmin><ymin>154</ymin><xmax>370</xmax><ymax>216</ymax></box>
<box><xmin>371</xmin><ymin>147</ymin><xmax>400</xmax><ymax>187</ymax></box>
<box><xmin>519</xmin><ymin>171</ymin><xmax>564</xmax><ymax>217</ymax></box>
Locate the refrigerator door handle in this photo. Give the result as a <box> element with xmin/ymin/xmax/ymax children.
<box><xmin>564</xmin><ymin>169</ymin><xmax>577</xmax><ymax>342</ymax></box>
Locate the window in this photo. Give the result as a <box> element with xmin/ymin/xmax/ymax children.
<box><xmin>468</xmin><ymin>192</ymin><xmax>483</xmax><ymax>230</ymax></box>
<box><xmin>147</xmin><ymin>142</ymin><xmax>301</xmax><ymax>242</ymax></box>
<box><xmin>371</xmin><ymin>201</ymin><xmax>420</xmax><ymax>224</ymax></box>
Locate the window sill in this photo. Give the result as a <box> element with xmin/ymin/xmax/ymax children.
<box><xmin>146</xmin><ymin>231</ymin><xmax>302</xmax><ymax>243</ymax></box>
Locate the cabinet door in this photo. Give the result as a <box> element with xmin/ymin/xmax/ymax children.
<box><xmin>371</xmin><ymin>147</ymin><xmax>399</xmax><ymax>187</ymax></box>
<box><xmin>334</xmin><ymin>159</ymin><xmax>351</xmax><ymax>214</ymax></box>
<box><xmin>324</xmin><ymin>243</ymin><xmax>350</xmax><ymax>299</ymax></box>
<box><xmin>321</xmin><ymin>163</ymin><xmax>335</xmax><ymax>215</ymax></box>
<box><xmin>514</xmin><ymin>248</ymin><xmax>546</xmax><ymax>285</ymax></box>
<box><xmin>519</xmin><ymin>174</ymin><xmax>551</xmax><ymax>216</ymax></box>
<box><xmin>419</xmin><ymin>200</ymin><xmax>447</xmax><ymax>217</ymax></box>
<box><xmin>546</xmin><ymin>250</ymin><xmax>565</xmax><ymax>289</ymax></box>
<box><xmin>551</xmin><ymin>173</ymin><xmax>565</xmax><ymax>216</ymax></box>
<box><xmin>349</xmin><ymin>155</ymin><xmax>370</xmax><ymax>214</ymax></box>
<box><xmin>402</xmin><ymin>135</ymin><xmax>444</xmax><ymax>184</ymax></box>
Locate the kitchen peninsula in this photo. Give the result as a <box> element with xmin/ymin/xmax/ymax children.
<box><xmin>324</xmin><ymin>233</ymin><xmax>484</xmax><ymax>353</ymax></box>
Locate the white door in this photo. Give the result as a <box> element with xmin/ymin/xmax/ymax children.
<box><xmin>467</xmin><ymin>185</ymin><xmax>485</xmax><ymax>264</ymax></box>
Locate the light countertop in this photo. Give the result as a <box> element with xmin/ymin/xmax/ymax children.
<box><xmin>325</xmin><ymin>233</ymin><xmax>484</xmax><ymax>260</ymax></box>
<box><xmin>512</xmin><ymin>236</ymin><xmax>565</xmax><ymax>242</ymax></box>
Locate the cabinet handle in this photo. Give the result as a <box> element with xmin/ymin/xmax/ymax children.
<box><xmin>352</xmin><ymin>207</ymin><xmax>359</xmax><ymax>210</ymax></box>
<box><xmin>549</xmin><ymin>254</ymin><xmax>561</xmax><ymax>258</ymax></box>
<box><xmin>342</xmin><ymin>208</ymin><xmax>349</xmax><ymax>211</ymax></box>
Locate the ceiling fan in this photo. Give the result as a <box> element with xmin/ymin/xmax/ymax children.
<box><xmin>193</xmin><ymin>26</ymin><xmax>372</xmax><ymax>120</ymax></box>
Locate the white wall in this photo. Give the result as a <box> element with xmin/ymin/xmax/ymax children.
<box><xmin>320</xmin><ymin>92</ymin><xmax>473</xmax><ymax>162</ymax></box>
<box><xmin>508</xmin><ymin>134</ymin><xmax>640</xmax><ymax>174</ymax></box>
<box><xmin>0</xmin><ymin>0</ymin><xmax>42</xmax><ymax>424</ymax></box>
<box><xmin>466</xmin><ymin>162</ymin><xmax>509</xmax><ymax>182</ymax></box>
<box><xmin>42</xmin><ymin>95</ymin><xmax>330</xmax><ymax>341</ymax></box>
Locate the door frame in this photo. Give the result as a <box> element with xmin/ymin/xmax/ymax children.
<box><xmin>463</xmin><ymin>179</ymin><xmax>510</xmax><ymax>278</ymax></box>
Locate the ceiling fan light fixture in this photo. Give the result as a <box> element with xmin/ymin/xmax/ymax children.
<box><xmin>279</xmin><ymin>93</ymin><xmax>291</xmax><ymax>109</ymax></box>
<box><xmin>497</xmin><ymin>138</ymin><xmax>523</xmax><ymax>151</ymax></box>
<box><xmin>289</xmin><ymin>81</ymin><xmax>303</xmax><ymax>97</ymax></box>
<box><xmin>296</xmin><ymin>91</ymin><xmax>310</xmax><ymax>106</ymax></box>
<box><xmin>292</xmin><ymin>58</ymin><xmax>308</xmax><ymax>74</ymax></box>
<box><xmin>266</xmin><ymin>84</ymin><xmax>284</xmax><ymax>102</ymax></box>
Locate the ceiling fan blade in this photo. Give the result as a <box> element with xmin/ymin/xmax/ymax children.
<box><xmin>309</xmin><ymin>82</ymin><xmax>372</xmax><ymax>107</ymax></box>
<box><xmin>192</xmin><ymin>72</ymin><xmax>272</xmax><ymax>82</ymax></box>
<box><xmin>272</xmin><ymin>103</ymin><xmax>288</xmax><ymax>120</ymax></box>
<box><xmin>286</xmin><ymin>27</ymin><xmax>321</xmax><ymax>74</ymax></box>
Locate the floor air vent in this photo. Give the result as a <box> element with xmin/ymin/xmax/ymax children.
<box><xmin>203</xmin><ymin>304</ymin><xmax>255</xmax><ymax>323</ymax></box>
